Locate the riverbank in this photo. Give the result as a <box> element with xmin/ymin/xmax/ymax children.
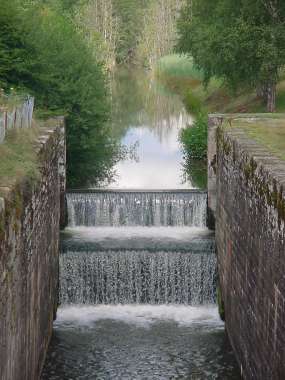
<box><xmin>155</xmin><ymin>54</ymin><xmax>285</xmax><ymax>114</ymax></box>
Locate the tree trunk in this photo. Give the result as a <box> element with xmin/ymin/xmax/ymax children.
<box><xmin>266</xmin><ymin>82</ymin><xmax>276</xmax><ymax>112</ymax></box>
<box><xmin>256</xmin><ymin>84</ymin><xmax>267</xmax><ymax>102</ymax></box>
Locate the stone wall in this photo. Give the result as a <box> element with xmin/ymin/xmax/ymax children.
<box><xmin>0</xmin><ymin>118</ymin><xmax>65</xmax><ymax>380</ymax></box>
<box><xmin>209</xmin><ymin>115</ymin><xmax>285</xmax><ymax>379</ymax></box>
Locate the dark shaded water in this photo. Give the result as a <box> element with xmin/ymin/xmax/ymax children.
<box><xmin>42</xmin><ymin>305</ymin><xmax>240</xmax><ymax>380</ymax></box>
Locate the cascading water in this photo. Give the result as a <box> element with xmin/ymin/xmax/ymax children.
<box><xmin>66</xmin><ymin>190</ymin><xmax>207</xmax><ymax>227</ymax></box>
<box><xmin>60</xmin><ymin>190</ymin><xmax>215</xmax><ymax>307</ymax></box>
<box><xmin>60</xmin><ymin>250</ymin><xmax>217</xmax><ymax>305</ymax></box>
<box><xmin>41</xmin><ymin>190</ymin><xmax>240</xmax><ymax>379</ymax></box>
<box><xmin>41</xmin><ymin>198</ymin><xmax>242</xmax><ymax>375</ymax></box>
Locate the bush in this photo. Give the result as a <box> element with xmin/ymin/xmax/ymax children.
<box><xmin>156</xmin><ymin>54</ymin><xmax>203</xmax><ymax>80</ymax></box>
<box><xmin>180</xmin><ymin>113</ymin><xmax>208</xmax><ymax>160</ymax></box>
<box><xmin>0</xmin><ymin>1</ymin><xmax>119</xmax><ymax>188</ymax></box>
<box><xmin>182</xmin><ymin>159</ymin><xmax>207</xmax><ymax>189</ymax></box>
<box><xmin>183</xmin><ymin>90</ymin><xmax>203</xmax><ymax>115</ymax></box>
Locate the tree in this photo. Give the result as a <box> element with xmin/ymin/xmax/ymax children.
<box><xmin>0</xmin><ymin>0</ymin><xmax>119</xmax><ymax>187</ymax></box>
<box><xmin>73</xmin><ymin>0</ymin><xmax>149</xmax><ymax>66</ymax></box>
<box><xmin>177</xmin><ymin>0</ymin><xmax>285</xmax><ymax>112</ymax></box>
<box><xmin>113</xmin><ymin>0</ymin><xmax>147</xmax><ymax>64</ymax></box>
<box><xmin>137</xmin><ymin>0</ymin><xmax>185</xmax><ymax>68</ymax></box>
<box><xmin>74</xmin><ymin>0</ymin><xmax>119</xmax><ymax>71</ymax></box>
<box><xmin>0</xmin><ymin>0</ymin><xmax>32</xmax><ymax>89</ymax></box>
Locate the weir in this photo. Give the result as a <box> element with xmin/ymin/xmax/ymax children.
<box><xmin>66</xmin><ymin>190</ymin><xmax>207</xmax><ymax>227</ymax></box>
<box><xmin>60</xmin><ymin>190</ymin><xmax>216</xmax><ymax>307</ymax></box>
<box><xmin>42</xmin><ymin>188</ymin><xmax>241</xmax><ymax>379</ymax></box>
<box><xmin>41</xmin><ymin>78</ymin><xmax>241</xmax><ymax>378</ymax></box>
<box><xmin>60</xmin><ymin>249</ymin><xmax>216</xmax><ymax>305</ymax></box>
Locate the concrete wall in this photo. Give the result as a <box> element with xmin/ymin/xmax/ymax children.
<box><xmin>209</xmin><ymin>115</ymin><xmax>285</xmax><ymax>379</ymax></box>
<box><xmin>0</xmin><ymin>118</ymin><xmax>65</xmax><ymax>380</ymax></box>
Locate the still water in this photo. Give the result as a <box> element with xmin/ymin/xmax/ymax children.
<box><xmin>108</xmin><ymin>68</ymin><xmax>194</xmax><ymax>189</ymax></box>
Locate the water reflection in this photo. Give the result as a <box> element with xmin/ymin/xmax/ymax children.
<box><xmin>109</xmin><ymin>68</ymin><xmax>194</xmax><ymax>189</ymax></box>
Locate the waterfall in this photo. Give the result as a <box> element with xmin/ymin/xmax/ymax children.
<box><xmin>61</xmin><ymin>190</ymin><xmax>216</xmax><ymax>307</ymax></box>
<box><xmin>60</xmin><ymin>250</ymin><xmax>216</xmax><ymax>305</ymax></box>
<box><xmin>66</xmin><ymin>190</ymin><xmax>207</xmax><ymax>227</ymax></box>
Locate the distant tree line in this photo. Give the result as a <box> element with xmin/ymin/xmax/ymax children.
<box><xmin>75</xmin><ymin>0</ymin><xmax>184</xmax><ymax>68</ymax></box>
<box><xmin>136</xmin><ymin>0</ymin><xmax>184</xmax><ymax>67</ymax></box>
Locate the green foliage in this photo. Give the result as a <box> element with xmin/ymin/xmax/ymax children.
<box><xmin>182</xmin><ymin>159</ymin><xmax>207</xmax><ymax>189</ymax></box>
<box><xmin>156</xmin><ymin>54</ymin><xmax>203</xmax><ymax>80</ymax></box>
<box><xmin>183</xmin><ymin>90</ymin><xmax>203</xmax><ymax>115</ymax></box>
<box><xmin>0</xmin><ymin>0</ymin><xmax>28</xmax><ymax>89</ymax></box>
<box><xmin>74</xmin><ymin>0</ymin><xmax>181</xmax><ymax>68</ymax></box>
<box><xmin>180</xmin><ymin>113</ymin><xmax>208</xmax><ymax>160</ymax></box>
<box><xmin>276</xmin><ymin>86</ymin><xmax>285</xmax><ymax>111</ymax></box>
<box><xmin>113</xmin><ymin>0</ymin><xmax>148</xmax><ymax>64</ymax></box>
<box><xmin>154</xmin><ymin>54</ymin><xmax>209</xmax><ymax>115</ymax></box>
<box><xmin>177</xmin><ymin>0</ymin><xmax>285</xmax><ymax>110</ymax></box>
<box><xmin>180</xmin><ymin>113</ymin><xmax>208</xmax><ymax>189</ymax></box>
<box><xmin>0</xmin><ymin>0</ymin><xmax>119</xmax><ymax>187</ymax></box>
<box><xmin>135</xmin><ymin>1</ymin><xmax>184</xmax><ymax>68</ymax></box>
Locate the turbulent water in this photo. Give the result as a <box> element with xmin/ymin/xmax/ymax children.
<box><xmin>67</xmin><ymin>191</ymin><xmax>207</xmax><ymax>227</ymax></box>
<box><xmin>42</xmin><ymin>190</ymin><xmax>240</xmax><ymax>379</ymax></box>
<box><xmin>60</xmin><ymin>249</ymin><xmax>217</xmax><ymax>305</ymax></box>
<box><xmin>42</xmin><ymin>305</ymin><xmax>241</xmax><ymax>380</ymax></box>
<box><xmin>61</xmin><ymin>191</ymin><xmax>215</xmax><ymax>306</ymax></box>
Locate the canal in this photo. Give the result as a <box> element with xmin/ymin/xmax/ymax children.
<box><xmin>41</xmin><ymin>68</ymin><xmax>240</xmax><ymax>380</ymax></box>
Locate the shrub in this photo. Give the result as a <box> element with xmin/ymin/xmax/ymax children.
<box><xmin>156</xmin><ymin>54</ymin><xmax>203</xmax><ymax>80</ymax></box>
<box><xmin>183</xmin><ymin>90</ymin><xmax>203</xmax><ymax>115</ymax></box>
<box><xmin>180</xmin><ymin>113</ymin><xmax>208</xmax><ymax>160</ymax></box>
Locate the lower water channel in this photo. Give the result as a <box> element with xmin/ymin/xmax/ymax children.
<box><xmin>42</xmin><ymin>68</ymin><xmax>240</xmax><ymax>379</ymax></box>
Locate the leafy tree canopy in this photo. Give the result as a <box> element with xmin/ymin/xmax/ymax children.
<box><xmin>113</xmin><ymin>0</ymin><xmax>150</xmax><ymax>64</ymax></box>
<box><xmin>177</xmin><ymin>0</ymin><xmax>285</xmax><ymax>111</ymax></box>
<box><xmin>0</xmin><ymin>0</ymin><xmax>118</xmax><ymax>187</ymax></box>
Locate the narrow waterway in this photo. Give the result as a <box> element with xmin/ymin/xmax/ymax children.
<box><xmin>42</xmin><ymin>69</ymin><xmax>240</xmax><ymax>379</ymax></box>
<box><xmin>108</xmin><ymin>68</ymin><xmax>197</xmax><ymax>189</ymax></box>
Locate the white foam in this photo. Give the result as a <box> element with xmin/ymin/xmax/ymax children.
<box><xmin>63</xmin><ymin>226</ymin><xmax>213</xmax><ymax>241</ymax></box>
<box><xmin>55</xmin><ymin>305</ymin><xmax>223</xmax><ymax>329</ymax></box>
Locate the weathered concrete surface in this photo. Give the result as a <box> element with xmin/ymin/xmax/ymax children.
<box><xmin>210</xmin><ymin>115</ymin><xmax>285</xmax><ymax>379</ymax></box>
<box><xmin>0</xmin><ymin>118</ymin><xmax>65</xmax><ymax>380</ymax></box>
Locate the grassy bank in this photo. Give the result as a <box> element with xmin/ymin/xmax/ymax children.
<box><xmin>155</xmin><ymin>54</ymin><xmax>285</xmax><ymax>188</ymax></box>
<box><xmin>231</xmin><ymin>117</ymin><xmax>285</xmax><ymax>161</ymax></box>
<box><xmin>0</xmin><ymin>128</ymin><xmax>40</xmax><ymax>189</ymax></box>
<box><xmin>0</xmin><ymin>123</ymin><xmax>45</xmax><ymax>191</ymax></box>
<box><xmin>155</xmin><ymin>54</ymin><xmax>285</xmax><ymax>114</ymax></box>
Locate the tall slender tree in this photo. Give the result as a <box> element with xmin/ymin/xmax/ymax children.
<box><xmin>75</xmin><ymin>0</ymin><xmax>119</xmax><ymax>70</ymax></box>
<box><xmin>137</xmin><ymin>0</ymin><xmax>185</xmax><ymax>68</ymax></box>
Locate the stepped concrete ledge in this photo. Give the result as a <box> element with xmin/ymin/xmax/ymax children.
<box><xmin>68</xmin><ymin>188</ymin><xmax>207</xmax><ymax>193</ymax></box>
